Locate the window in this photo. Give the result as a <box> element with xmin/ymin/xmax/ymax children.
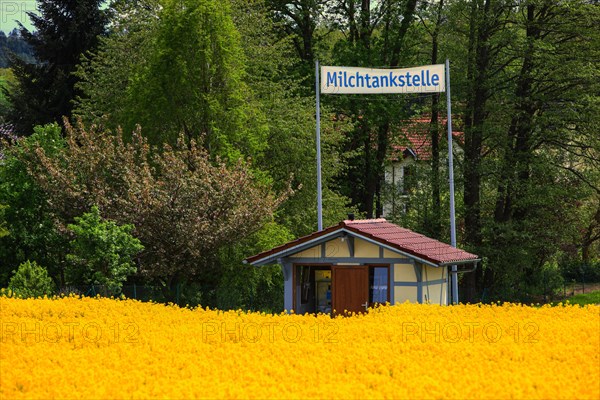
<box><xmin>369</xmin><ymin>266</ymin><xmax>389</xmax><ymax>304</ymax></box>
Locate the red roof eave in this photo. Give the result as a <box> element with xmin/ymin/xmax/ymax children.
<box><xmin>245</xmin><ymin>219</ymin><xmax>479</xmax><ymax>267</ymax></box>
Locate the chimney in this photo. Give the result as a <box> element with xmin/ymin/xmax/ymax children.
<box><xmin>347</xmin><ymin>213</ymin><xmax>355</xmax><ymax>221</ymax></box>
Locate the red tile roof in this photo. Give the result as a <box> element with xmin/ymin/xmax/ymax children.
<box><xmin>343</xmin><ymin>219</ymin><xmax>477</xmax><ymax>265</ymax></box>
<box><xmin>245</xmin><ymin>218</ymin><xmax>479</xmax><ymax>266</ymax></box>
<box><xmin>391</xmin><ymin>117</ymin><xmax>463</xmax><ymax>162</ymax></box>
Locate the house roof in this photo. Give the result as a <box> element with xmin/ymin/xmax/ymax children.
<box><xmin>391</xmin><ymin>117</ymin><xmax>463</xmax><ymax>162</ymax></box>
<box><xmin>245</xmin><ymin>218</ymin><xmax>479</xmax><ymax>267</ymax></box>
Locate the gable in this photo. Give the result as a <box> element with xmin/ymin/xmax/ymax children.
<box><xmin>244</xmin><ymin>219</ymin><xmax>479</xmax><ymax>267</ymax></box>
<box><xmin>246</xmin><ymin>230</ymin><xmax>424</xmax><ymax>266</ymax></box>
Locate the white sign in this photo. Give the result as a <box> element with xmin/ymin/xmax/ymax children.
<box><xmin>321</xmin><ymin>64</ymin><xmax>445</xmax><ymax>94</ymax></box>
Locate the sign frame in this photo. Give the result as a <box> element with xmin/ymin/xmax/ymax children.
<box><xmin>314</xmin><ymin>60</ymin><xmax>459</xmax><ymax>304</ymax></box>
<box><xmin>320</xmin><ymin>64</ymin><xmax>446</xmax><ymax>95</ymax></box>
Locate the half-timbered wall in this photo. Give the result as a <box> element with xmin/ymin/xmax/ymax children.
<box><xmin>282</xmin><ymin>236</ymin><xmax>449</xmax><ymax>309</ymax></box>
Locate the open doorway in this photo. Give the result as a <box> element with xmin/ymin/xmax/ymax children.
<box><xmin>295</xmin><ymin>265</ymin><xmax>331</xmax><ymax>314</ymax></box>
<box><xmin>294</xmin><ymin>264</ymin><xmax>390</xmax><ymax>315</ymax></box>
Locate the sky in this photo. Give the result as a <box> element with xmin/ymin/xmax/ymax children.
<box><xmin>0</xmin><ymin>0</ymin><xmax>37</xmax><ymax>33</ymax></box>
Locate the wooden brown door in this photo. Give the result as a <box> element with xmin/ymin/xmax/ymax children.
<box><xmin>332</xmin><ymin>266</ymin><xmax>369</xmax><ymax>315</ymax></box>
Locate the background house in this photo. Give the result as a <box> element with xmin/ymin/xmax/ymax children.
<box><xmin>383</xmin><ymin>117</ymin><xmax>462</xmax><ymax>217</ymax></box>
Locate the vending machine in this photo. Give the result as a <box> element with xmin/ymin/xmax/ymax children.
<box><xmin>315</xmin><ymin>270</ymin><xmax>332</xmax><ymax>314</ymax></box>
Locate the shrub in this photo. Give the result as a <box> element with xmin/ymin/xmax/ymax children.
<box><xmin>22</xmin><ymin>120</ymin><xmax>288</xmax><ymax>289</ymax></box>
<box><xmin>66</xmin><ymin>206</ymin><xmax>143</xmax><ymax>295</ymax></box>
<box><xmin>7</xmin><ymin>260</ymin><xmax>55</xmax><ymax>298</ymax></box>
<box><xmin>0</xmin><ymin>123</ymin><xmax>67</xmax><ymax>287</ymax></box>
<box><xmin>560</xmin><ymin>260</ymin><xmax>600</xmax><ymax>283</ymax></box>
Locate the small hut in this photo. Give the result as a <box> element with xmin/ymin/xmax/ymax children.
<box><xmin>244</xmin><ymin>218</ymin><xmax>479</xmax><ymax>313</ymax></box>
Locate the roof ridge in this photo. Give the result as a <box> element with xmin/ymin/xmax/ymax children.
<box><xmin>344</xmin><ymin>218</ymin><xmax>387</xmax><ymax>224</ymax></box>
<box><xmin>246</xmin><ymin>218</ymin><xmax>479</xmax><ymax>266</ymax></box>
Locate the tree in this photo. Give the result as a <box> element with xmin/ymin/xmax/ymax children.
<box><xmin>447</xmin><ymin>0</ymin><xmax>516</xmax><ymax>300</ymax></box>
<box><xmin>0</xmin><ymin>124</ymin><xmax>68</xmax><ymax>287</ymax></box>
<box><xmin>4</xmin><ymin>0</ymin><xmax>108</xmax><ymax>135</ymax></box>
<box><xmin>21</xmin><ymin>120</ymin><xmax>288</xmax><ymax>295</ymax></box>
<box><xmin>416</xmin><ymin>0</ymin><xmax>446</xmax><ymax>239</ymax></box>
<box><xmin>66</xmin><ymin>206</ymin><xmax>143</xmax><ymax>295</ymax></box>
<box><xmin>264</xmin><ymin>0</ymin><xmax>329</xmax><ymax>88</ymax></box>
<box><xmin>74</xmin><ymin>0</ymin><xmax>160</xmax><ymax>133</ymax></box>
<box><xmin>0</xmin><ymin>204</ymin><xmax>8</xmax><ymax>238</ymax></box>
<box><xmin>438</xmin><ymin>0</ymin><xmax>600</xmax><ymax>300</ymax></box>
<box><xmin>267</xmin><ymin>0</ymin><xmax>322</xmax><ymax>63</ymax></box>
<box><xmin>483</xmin><ymin>0</ymin><xmax>600</xmax><ymax>299</ymax></box>
<box><xmin>8</xmin><ymin>260</ymin><xmax>55</xmax><ymax>298</ymax></box>
<box><xmin>75</xmin><ymin>0</ymin><xmax>264</xmax><ymax>161</ymax></box>
<box><xmin>324</xmin><ymin>0</ymin><xmax>420</xmax><ymax>218</ymax></box>
<box><xmin>230</xmin><ymin>0</ymin><xmax>356</xmax><ymax>236</ymax></box>
<box><xmin>76</xmin><ymin>0</ymin><xmax>355</xmax><ymax>238</ymax></box>
<box><xmin>216</xmin><ymin>221</ymin><xmax>293</xmax><ymax>311</ymax></box>
<box><xmin>0</xmin><ymin>68</ymin><xmax>16</xmax><ymax>120</ymax></box>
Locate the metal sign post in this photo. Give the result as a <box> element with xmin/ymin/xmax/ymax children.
<box><xmin>315</xmin><ymin>59</ymin><xmax>323</xmax><ymax>231</ymax></box>
<box><xmin>316</xmin><ymin>60</ymin><xmax>458</xmax><ymax>303</ymax></box>
<box><xmin>445</xmin><ymin>58</ymin><xmax>459</xmax><ymax>305</ymax></box>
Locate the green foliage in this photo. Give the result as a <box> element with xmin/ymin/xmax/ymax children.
<box><xmin>460</xmin><ymin>0</ymin><xmax>600</xmax><ymax>300</ymax></box>
<box><xmin>3</xmin><ymin>0</ymin><xmax>597</xmax><ymax>307</ymax></box>
<box><xmin>314</xmin><ymin>0</ymin><xmax>422</xmax><ymax>219</ymax></box>
<box><xmin>140</xmin><ymin>0</ymin><xmax>264</xmax><ymax>157</ymax></box>
<box><xmin>74</xmin><ymin>0</ymin><xmax>160</xmax><ymax>132</ymax></box>
<box><xmin>0</xmin><ymin>123</ymin><xmax>67</xmax><ymax>287</ymax></box>
<box><xmin>563</xmin><ymin>291</ymin><xmax>600</xmax><ymax>307</ymax></box>
<box><xmin>0</xmin><ymin>204</ymin><xmax>8</xmax><ymax>238</ymax></box>
<box><xmin>215</xmin><ymin>221</ymin><xmax>294</xmax><ymax>311</ymax></box>
<box><xmin>77</xmin><ymin>0</ymin><xmax>356</xmax><ymax>239</ymax></box>
<box><xmin>66</xmin><ymin>206</ymin><xmax>143</xmax><ymax>295</ymax></box>
<box><xmin>7</xmin><ymin>260</ymin><xmax>55</xmax><ymax>298</ymax></box>
<box><xmin>20</xmin><ymin>120</ymin><xmax>287</xmax><ymax>289</ymax></box>
<box><xmin>76</xmin><ymin>0</ymin><xmax>266</xmax><ymax>161</ymax></box>
<box><xmin>4</xmin><ymin>0</ymin><xmax>108</xmax><ymax>135</ymax></box>
<box><xmin>230</xmin><ymin>0</ymin><xmax>357</xmax><ymax>236</ymax></box>
<box><xmin>0</xmin><ymin>68</ymin><xmax>15</xmax><ymax>120</ymax></box>
<box><xmin>560</xmin><ymin>261</ymin><xmax>600</xmax><ymax>283</ymax></box>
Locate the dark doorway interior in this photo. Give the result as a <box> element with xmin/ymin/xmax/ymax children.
<box><xmin>294</xmin><ymin>264</ymin><xmax>390</xmax><ymax>315</ymax></box>
<box><xmin>295</xmin><ymin>265</ymin><xmax>331</xmax><ymax>314</ymax></box>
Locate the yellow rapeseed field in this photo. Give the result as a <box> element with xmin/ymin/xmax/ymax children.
<box><xmin>0</xmin><ymin>296</ymin><xmax>598</xmax><ymax>399</ymax></box>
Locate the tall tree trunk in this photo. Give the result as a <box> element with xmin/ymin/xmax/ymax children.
<box><xmin>360</xmin><ymin>0</ymin><xmax>371</xmax><ymax>50</ymax></box>
<box><xmin>512</xmin><ymin>4</ymin><xmax>543</xmax><ymax>222</ymax></box>
<box><xmin>339</xmin><ymin>0</ymin><xmax>419</xmax><ymax>219</ymax></box>
<box><xmin>428</xmin><ymin>0</ymin><xmax>444</xmax><ymax>239</ymax></box>
<box><xmin>369</xmin><ymin>0</ymin><xmax>418</xmax><ymax>218</ymax></box>
<box><xmin>375</xmin><ymin>121</ymin><xmax>390</xmax><ymax>218</ymax></box>
<box><xmin>494</xmin><ymin>4</ymin><xmax>545</xmax><ymax>222</ymax></box>
<box><xmin>462</xmin><ymin>0</ymin><xmax>492</xmax><ymax>302</ymax></box>
<box><xmin>301</xmin><ymin>1</ymin><xmax>314</xmax><ymax>61</ymax></box>
<box><xmin>389</xmin><ymin>0</ymin><xmax>418</xmax><ymax>67</ymax></box>
<box><xmin>362</xmin><ymin>118</ymin><xmax>375</xmax><ymax>218</ymax></box>
<box><xmin>581</xmin><ymin>202</ymin><xmax>600</xmax><ymax>265</ymax></box>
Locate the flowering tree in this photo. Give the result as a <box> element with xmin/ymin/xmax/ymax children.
<box><xmin>22</xmin><ymin>120</ymin><xmax>288</xmax><ymax>289</ymax></box>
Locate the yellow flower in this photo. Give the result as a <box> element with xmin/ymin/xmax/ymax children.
<box><xmin>0</xmin><ymin>296</ymin><xmax>598</xmax><ymax>399</ymax></box>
